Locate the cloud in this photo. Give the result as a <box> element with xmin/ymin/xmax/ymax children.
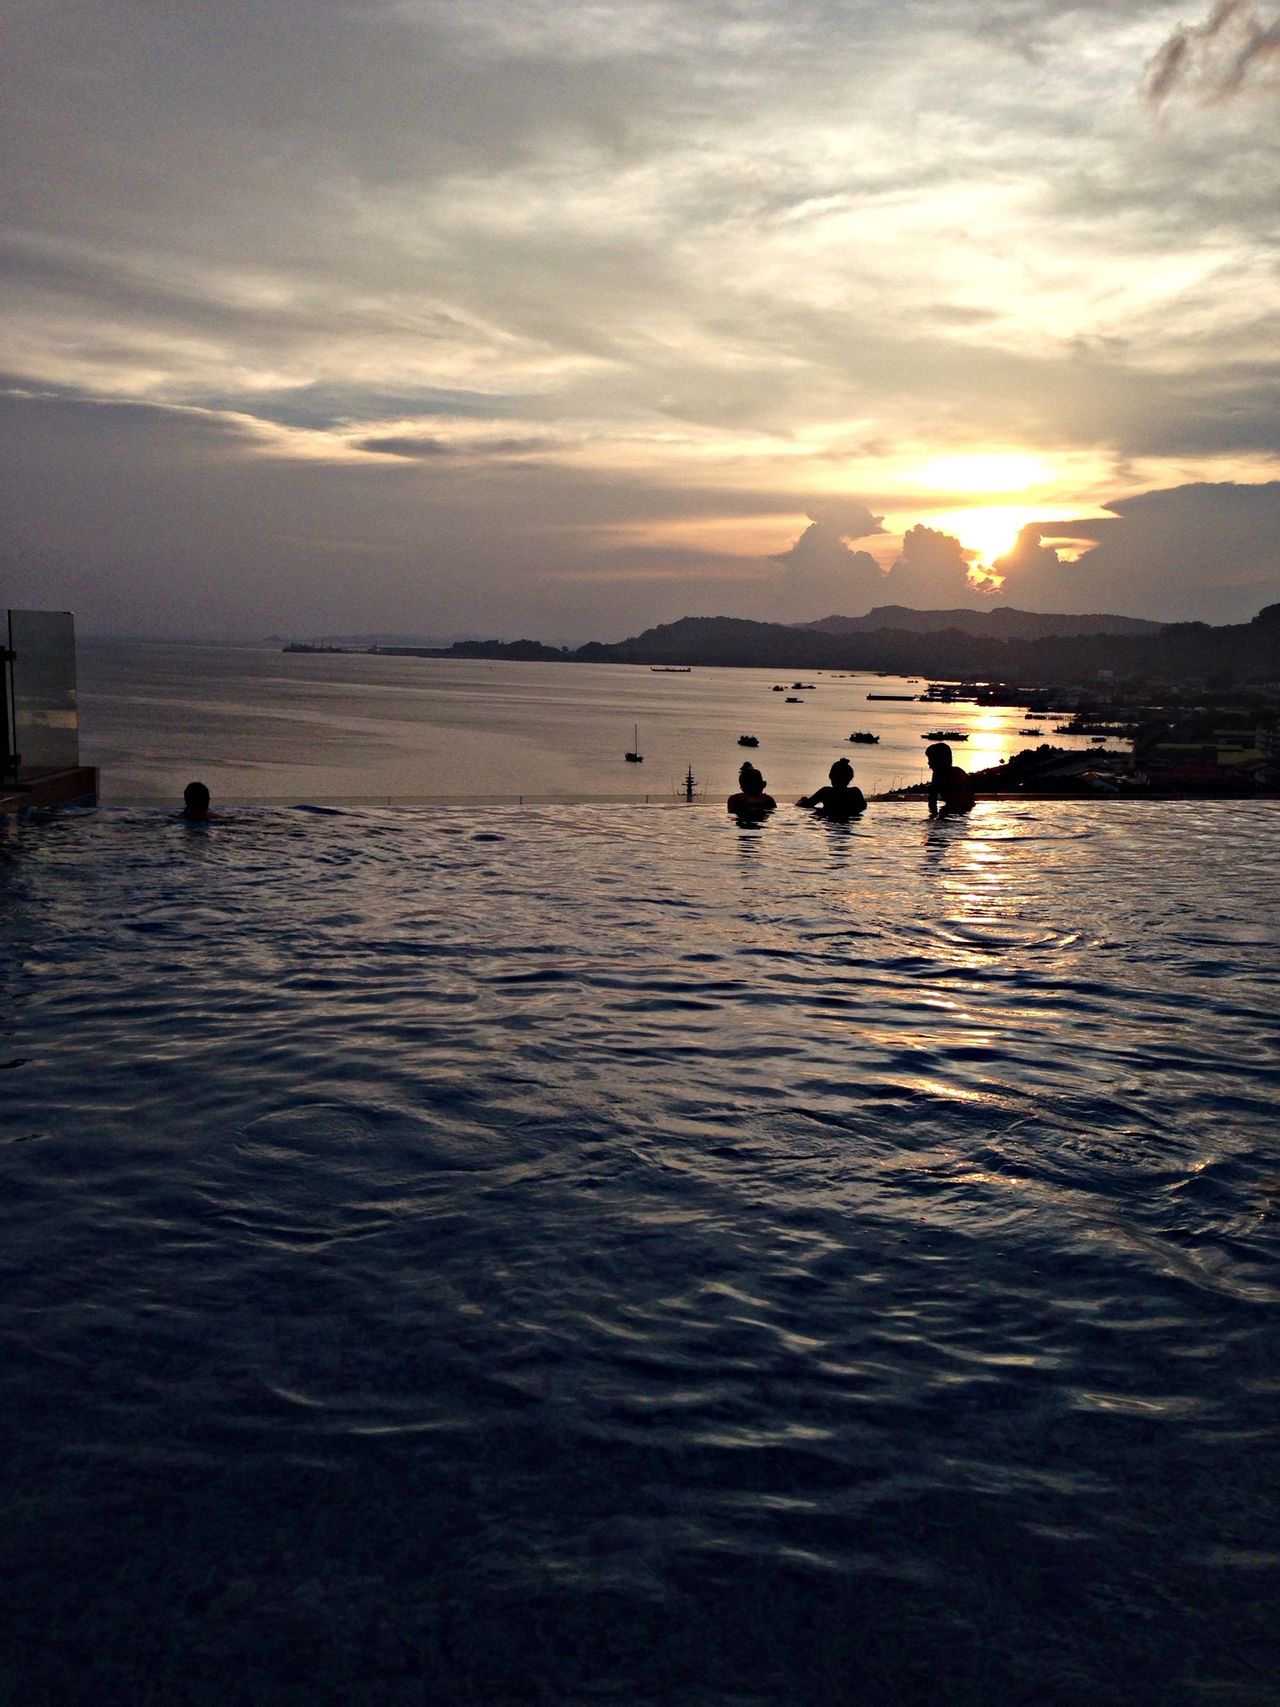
<box><xmin>994</xmin><ymin>481</ymin><xmax>1280</xmax><ymax>620</ymax></box>
<box><xmin>880</xmin><ymin>524</ymin><xmax>994</xmax><ymax>610</ymax></box>
<box><xmin>0</xmin><ymin>384</ymin><xmax>840</xmax><ymax>640</ymax></box>
<box><xmin>767</xmin><ymin>506</ymin><xmax>889</xmax><ymax>618</ymax></box>
<box><xmin>4</xmin><ymin>0</ymin><xmax>1280</xmax><ymax>639</ymax></box>
<box><xmin>355</xmin><ymin>434</ymin><xmax>560</xmax><ymax>459</ymax></box>
<box><xmin>1145</xmin><ymin>1</ymin><xmax>1280</xmax><ymax>106</ymax></box>
<box><xmin>800</xmin><ymin>499</ymin><xmax>887</xmax><ymax>539</ymax></box>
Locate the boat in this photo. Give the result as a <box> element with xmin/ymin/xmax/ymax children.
<box><xmin>679</xmin><ymin>764</ymin><xmax>703</xmax><ymax>802</ymax></box>
<box><xmin>791</xmin><ymin>681</ymin><xmax>816</xmax><ymax>690</ymax></box>
<box><xmin>771</xmin><ymin>685</ymin><xmax>786</xmax><ymax>692</ymax></box>
<box><xmin>737</xmin><ymin>734</ymin><xmax>759</xmax><ymax>747</ymax></box>
<box><xmin>624</xmin><ymin>725</ymin><xmax>643</xmax><ymax>762</ymax></box>
<box><xmin>1018</xmin><ymin>729</ymin><xmax>1042</xmax><ymax>738</ymax></box>
<box><xmin>867</xmin><ymin>693</ymin><xmax>916</xmax><ymax>701</ymax></box>
<box><xmin>785</xmin><ymin>696</ymin><xmax>803</xmax><ymax>703</ymax></box>
<box><xmin>650</xmin><ymin>666</ymin><xmax>691</xmax><ymax>673</ymax></box>
<box><xmin>923</xmin><ymin>730</ymin><xmax>967</xmax><ymax>741</ymax></box>
<box><xmin>849</xmin><ymin>732</ymin><xmax>879</xmax><ymax>744</ymax></box>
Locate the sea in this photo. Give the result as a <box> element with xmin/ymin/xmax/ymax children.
<box><xmin>74</xmin><ymin>639</ymin><xmax>1112</xmax><ymax>805</ymax></box>
<box><xmin>1</xmin><ymin>641</ymin><xmax>1278</xmax><ymax>1706</ymax></box>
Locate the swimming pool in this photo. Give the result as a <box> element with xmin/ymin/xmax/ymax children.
<box><xmin>2</xmin><ymin>801</ymin><xmax>1277</xmax><ymax>1704</ymax></box>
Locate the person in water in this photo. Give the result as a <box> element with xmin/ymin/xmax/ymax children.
<box><xmin>797</xmin><ymin>757</ymin><xmax>866</xmax><ymax>818</ymax></box>
<box><xmin>727</xmin><ymin>762</ymin><xmax>776</xmax><ymax>816</ymax></box>
<box><xmin>178</xmin><ymin>780</ymin><xmax>218</xmax><ymax>822</ymax></box>
<box><xmin>924</xmin><ymin>743</ymin><xmax>976</xmax><ymax>817</ymax></box>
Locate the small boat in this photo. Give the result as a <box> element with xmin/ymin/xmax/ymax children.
<box><xmin>1018</xmin><ymin>729</ymin><xmax>1042</xmax><ymax>738</ymax></box>
<box><xmin>923</xmin><ymin>730</ymin><xmax>967</xmax><ymax>741</ymax></box>
<box><xmin>848</xmin><ymin>732</ymin><xmax>879</xmax><ymax>744</ymax></box>
<box><xmin>737</xmin><ymin>734</ymin><xmax>759</xmax><ymax>747</ymax></box>
<box><xmin>624</xmin><ymin>724</ymin><xmax>643</xmax><ymax>762</ymax></box>
<box><xmin>679</xmin><ymin>764</ymin><xmax>703</xmax><ymax>802</ymax></box>
<box><xmin>791</xmin><ymin>681</ymin><xmax>816</xmax><ymax>690</ymax></box>
<box><xmin>771</xmin><ymin>685</ymin><xmax>786</xmax><ymax>692</ymax></box>
<box><xmin>785</xmin><ymin>696</ymin><xmax>803</xmax><ymax>703</ymax></box>
<box><xmin>867</xmin><ymin>693</ymin><xmax>916</xmax><ymax>701</ymax></box>
<box><xmin>650</xmin><ymin>666</ymin><xmax>690</xmax><ymax>673</ymax></box>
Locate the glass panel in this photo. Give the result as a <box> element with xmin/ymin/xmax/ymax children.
<box><xmin>8</xmin><ymin>609</ymin><xmax>81</xmax><ymax>773</ymax></box>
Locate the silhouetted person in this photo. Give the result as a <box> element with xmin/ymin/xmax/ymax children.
<box><xmin>178</xmin><ymin>780</ymin><xmax>218</xmax><ymax>822</ymax></box>
<box><xmin>727</xmin><ymin>762</ymin><xmax>776</xmax><ymax>817</ymax></box>
<box><xmin>925</xmin><ymin>743</ymin><xmax>976</xmax><ymax>817</ymax></box>
<box><xmin>797</xmin><ymin>757</ymin><xmax>866</xmax><ymax>819</ymax></box>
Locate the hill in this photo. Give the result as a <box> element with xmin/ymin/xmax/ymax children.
<box><xmin>445</xmin><ymin>604</ymin><xmax>1280</xmax><ymax>683</ymax></box>
<box><xmin>429</xmin><ymin>603</ymin><xmax>1280</xmax><ymax>683</ymax></box>
<box><xmin>801</xmin><ymin>606</ymin><xmax>1164</xmax><ymax>639</ymax></box>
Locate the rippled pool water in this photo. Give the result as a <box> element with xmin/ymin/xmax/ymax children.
<box><xmin>2</xmin><ymin>802</ymin><xmax>1278</xmax><ymax>1706</ymax></box>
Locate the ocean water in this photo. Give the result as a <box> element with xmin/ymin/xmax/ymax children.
<box><xmin>76</xmin><ymin>640</ymin><xmax>1111</xmax><ymax>805</ymax></box>
<box><xmin>2</xmin><ymin>799</ymin><xmax>1277</xmax><ymax>1706</ymax></box>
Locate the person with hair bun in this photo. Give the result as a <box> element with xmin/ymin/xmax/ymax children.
<box><xmin>727</xmin><ymin>762</ymin><xmax>776</xmax><ymax>817</ymax></box>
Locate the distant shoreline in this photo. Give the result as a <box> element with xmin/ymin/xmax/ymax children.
<box><xmin>277</xmin><ymin>601</ymin><xmax>1280</xmax><ymax>687</ymax></box>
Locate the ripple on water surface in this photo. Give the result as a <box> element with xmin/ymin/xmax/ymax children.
<box><xmin>1</xmin><ymin>801</ymin><xmax>1278</xmax><ymax>1706</ymax></box>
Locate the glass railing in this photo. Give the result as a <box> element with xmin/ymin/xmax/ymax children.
<box><xmin>3</xmin><ymin>609</ymin><xmax>81</xmax><ymax>780</ymax></box>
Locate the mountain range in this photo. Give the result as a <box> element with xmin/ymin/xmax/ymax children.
<box><xmin>440</xmin><ymin>603</ymin><xmax>1280</xmax><ymax>683</ymax></box>
<box><xmin>799</xmin><ymin>606</ymin><xmax>1163</xmax><ymax>639</ymax></box>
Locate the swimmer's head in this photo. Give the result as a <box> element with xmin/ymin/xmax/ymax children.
<box><xmin>738</xmin><ymin>763</ymin><xmax>766</xmax><ymax>793</ymax></box>
<box><xmin>183</xmin><ymin>780</ymin><xmax>211</xmax><ymax>814</ymax></box>
<box><xmin>924</xmin><ymin>743</ymin><xmax>952</xmax><ymax>771</ymax></box>
<box><xmin>829</xmin><ymin>757</ymin><xmax>855</xmax><ymax>787</ymax></box>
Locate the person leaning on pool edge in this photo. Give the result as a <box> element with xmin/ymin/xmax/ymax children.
<box><xmin>797</xmin><ymin>757</ymin><xmax>866</xmax><ymax>819</ymax></box>
<box><xmin>924</xmin><ymin>743</ymin><xmax>976</xmax><ymax>817</ymax></box>
<box><xmin>727</xmin><ymin>762</ymin><xmax>776</xmax><ymax>817</ymax></box>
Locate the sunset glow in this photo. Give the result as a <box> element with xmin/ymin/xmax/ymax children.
<box><xmin>909</xmin><ymin>454</ymin><xmax>1053</xmax><ymax>496</ymax></box>
<box><xmin>923</xmin><ymin>507</ymin><xmax>1060</xmax><ymax>571</ymax></box>
<box><xmin>2</xmin><ymin>0</ymin><xmax>1278</xmax><ymax>639</ymax></box>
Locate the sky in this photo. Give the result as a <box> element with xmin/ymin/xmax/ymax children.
<box><xmin>3</xmin><ymin>0</ymin><xmax>1279</xmax><ymax>642</ymax></box>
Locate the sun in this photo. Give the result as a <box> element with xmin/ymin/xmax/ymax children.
<box><xmin>925</xmin><ymin>504</ymin><xmax>1046</xmax><ymax>568</ymax></box>
<box><xmin>906</xmin><ymin>450</ymin><xmax>1060</xmax><ymax>570</ymax></box>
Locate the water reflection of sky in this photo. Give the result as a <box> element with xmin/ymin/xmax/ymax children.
<box><xmin>4</xmin><ymin>801</ymin><xmax>1276</xmax><ymax>1705</ymax></box>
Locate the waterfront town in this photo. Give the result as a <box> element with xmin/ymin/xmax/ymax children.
<box><xmin>882</xmin><ymin>682</ymin><xmax>1280</xmax><ymax>802</ymax></box>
